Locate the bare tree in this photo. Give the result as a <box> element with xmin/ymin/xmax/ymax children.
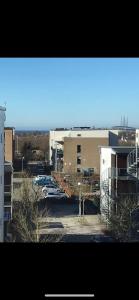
<box><xmin>10</xmin><ymin>179</ymin><xmax>63</xmax><ymax>242</ymax></box>
<box><xmin>102</xmin><ymin>194</ymin><xmax>139</xmax><ymax>242</ymax></box>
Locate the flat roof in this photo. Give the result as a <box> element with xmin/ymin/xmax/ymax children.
<box><xmin>4</xmin><ymin>127</ymin><xmax>15</xmax><ymax>130</ymax></box>
<box><xmin>99</xmin><ymin>146</ymin><xmax>135</xmax><ymax>148</ymax></box>
<box><xmin>51</xmin><ymin>128</ymin><xmax>119</xmax><ymax>132</ymax></box>
<box><xmin>99</xmin><ymin>145</ymin><xmax>135</xmax><ymax>154</ymax></box>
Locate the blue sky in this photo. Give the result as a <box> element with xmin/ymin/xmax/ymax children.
<box><xmin>0</xmin><ymin>58</ymin><xmax>139</xmax><ymax>130</ymax></box>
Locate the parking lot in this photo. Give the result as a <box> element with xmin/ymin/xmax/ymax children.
<box><xmin>12</xmin><ymin>174</ymin><xmax>107</xmax><ymax>242</ymax></box>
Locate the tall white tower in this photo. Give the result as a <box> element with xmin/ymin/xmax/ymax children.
<box><xmin>0</xmin><ymin>106</ymin><xmax>6</xmax><ymax>242</ymax></box>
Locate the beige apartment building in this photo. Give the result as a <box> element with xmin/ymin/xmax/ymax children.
<box><xmin>4</xmin><ymin>127</ymin><xmax>15</xmax><ymax>162</ymax></box>
<box><xmin>63</xmin><ymin>132</ymin><xmax>118</xmax><ymax>175</ymax></box>
<box><xmin>50</xmin><ymin>128</ymin><xmax>119</xmax><ymax>172</ymax></box>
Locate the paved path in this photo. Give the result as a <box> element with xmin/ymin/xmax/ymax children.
<box><xmin>38</xmin><ymin>215</ymin><xmax>105</xmax><ymax>236</ymax></box>
<box><xmin>12</xmin><ymin>176</ymin><xmax>107</xmax><ymax>242</ymax></box>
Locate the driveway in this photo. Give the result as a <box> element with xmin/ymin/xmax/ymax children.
<box><xmin>37</xmin><ymin>197</ymin><xmax>106</xmax><ymax>242</ymax></box>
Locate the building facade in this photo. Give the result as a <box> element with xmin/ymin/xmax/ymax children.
<box><xmin>0</xmin><ymin>106</ymin><xmax>6</xmax><ymax>242</ymax></box>
<box><xmin>49</xmin><ymin>128</ymin><xmax>119</xmax><ymax>170</ymax></box>
<box><xmin>4</xmin><ymin>127</ymin><xmax>15</xmax><ymax>163</ymax></box>
<box><xmin>4</xmin><ymin>161</ymin><xmax>13</xmax><ymax>240</ymax></box>
<box><xmin>100</xmin><ymin>146</ymin><xmax>138</xmax><ymax>220</ymax></box>
<box><xmin>63</xmin><ymin>136</ymin><xmax>113</xmax><ymax>175</ymax></box>
<box><xmin>3</xmin><ymin>127</ymin><xmax>14</xmax><ymax>240</ymax></box>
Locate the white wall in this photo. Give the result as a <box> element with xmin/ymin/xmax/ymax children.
<box><xmin>136</xmin><ymin>129</ymin><xmax>139</xmax><ymax>145</ymax></box>
<box><xmin>100</xmin><ymin>147</ymin><xmax>116</xmax><ymax>219</ymax></box>
<box><xmin>100</xmin><ymin>147</ymin><xmax>116</xmax><ymax>177</ymax></box>
<box><xmin>0</xmin><ymin>107</ymin><xmax>6</xmax><ymax>242</ymax></box>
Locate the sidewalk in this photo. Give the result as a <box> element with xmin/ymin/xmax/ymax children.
<box><xmin>38</xmin><ymin>215</ymin><xmax>106</xmax><ymax>235</ymax></box>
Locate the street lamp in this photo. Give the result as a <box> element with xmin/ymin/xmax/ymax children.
<box><xmin>22</xmin><ymin>156</ymin><xmax>24</xmax><ymax>172</ymax></box>
<box><xmin>55</xmin><ymin>142</ymin><xmax>58</xmax><ymax>172</ymax></box>
<box><xmin>82</xmin><ymin>198</ymin><xmax>85</xmax><ymax>216</ymax></box>
<box><xmin>78</xmin><ymin>182</ymin><xmax>82</xmax><ymax>216</ymax></box>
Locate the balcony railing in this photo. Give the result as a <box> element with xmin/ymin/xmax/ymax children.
<box><xmin>4</xmin><ymin>211</ymin><xmax>11</xmax><ymax>221</ymax></box>
<box><xmin>111</xmin><ymin>192</ymin><xmax>139</xmax><ymax>201</ymax></box>
<box><xmin>4</xmin><ymin>185</ymin><xmax>11</xmax><ymax>193</ymax></box>
<box><xmin>108</xmin><ymin>168</ymin><xmax>135</xmax><ymax>179</ymax></box>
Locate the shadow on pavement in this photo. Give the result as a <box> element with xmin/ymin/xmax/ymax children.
<box><xmin>38</xmin><ymin>197</ymin><xmax>99</xmax><ymax>217</ymax></box>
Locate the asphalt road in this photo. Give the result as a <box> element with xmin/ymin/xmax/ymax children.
<box><xmin>38</xmin><ymin>197</ymin><xmax>99</xmax><ymax>217</ymax></box>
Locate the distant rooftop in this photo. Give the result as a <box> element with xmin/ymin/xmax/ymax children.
<box><xmin>72</xmin><ymin>126</ymin><xmax>91</xmax><ymax>130</ymax></box>
<box><xmin>54</xmin><ymin>127</ymin><xmax>113</xmax><ymax>131</ymax></box>
<box><xmin>55</xmin><ymin>128</ymin><xmax>69</xmax><ymax>131</ymax></box>
<box><xmin>112</xmin><ymin>125</ymin><xmax>135</xmax><ymax>130</ymax></box>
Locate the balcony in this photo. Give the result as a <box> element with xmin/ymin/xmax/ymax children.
<box><xmin>108</xmin><ymin>168</ymin><xmax>136</xmax><ymax>180</ymax></box>
<box><xmin>4</xmin><ymin>185</ymin><xmax>11</xmax><ymax>194</ymax></box>
<box><xmin>4</xmin><ymin>199</ymin><xmax>11</xmax><ymax>206</ymax></box>
<box><xmin>4</xmin><ymin>211</ymin><xmax>11</xmax><ymax>221</ymax></box>
<box><xmin>111</xmin><ymin>192</ymin><xmax>139</xmax><ymax>201</ymax></box>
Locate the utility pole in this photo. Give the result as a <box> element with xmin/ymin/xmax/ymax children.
<box><xmin>22</xmin><ymin>156</ymin><xmax>24</xmax><ymax>172</ymax></box>
<box><xmin>78</xmin><ymin>182</ymin><xmax>82</xmax><ymax>216</ymax></box>
<box><xmin>82</xmin><ymin>198</ymin><xmax>85</xmax><ymax>216</ymax></box>
<box><xmin>55</xmin><ymin>142</ymin><xmax>57</xmax><ymax>172</ymax></box>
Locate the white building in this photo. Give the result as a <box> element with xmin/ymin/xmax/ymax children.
<box><xmin>136</xmin><ymin>129</ymin><xmax>139</xmax><ymax>145</ymax></box>
<box><xmin>0</xmin><ymin>106</ymin><xmax>6</xmax><ymax>242</ymax></box>
<box><xmin>100</xmin><ymin>145</ymin><xmax>137</xmax><ymax>221</ymax></box>
<box><xmin>49</xmin><ymin>128</ymin><xmax>119</xmax><ymax>167</ymax></box>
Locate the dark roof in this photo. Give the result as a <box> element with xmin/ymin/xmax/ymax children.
<box><xmin>56</xmin><ymin>141</ymin><xmax>64</xmax><ymax>145</ymax></box>
<box><xmin>99</xmin><ymin>145</ymin><xmax>135</xmax><ymax>154</ymax></box>
<box><xmin>112</xmin><ymin>146</ymin><xmax>135</xmax><ymax>154</ymax></box>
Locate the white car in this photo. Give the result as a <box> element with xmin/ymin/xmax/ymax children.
<box><xmin>44</xmin><ymin>192</ymin><xmax>67</xmax><ymax>199</ymax></box>
<box><xmin>42</xmin><ymin>185</ymin><xmax>61</xmax><ymax>195</ymax></box>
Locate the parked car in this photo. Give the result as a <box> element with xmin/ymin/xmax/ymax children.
<box><xmin>33</xmin><ymin>175</ymin><xmax>54</xmax><ymax>186</ymax></box>
<box><xmin>44</xmin><ymin>192</ymin><xmax>67</xmax><ymax>199</ymax></box>
<box><xmin>42</xmin><ymin>185</ymin><xmax>61</xmax><ymax>195</ymax></box>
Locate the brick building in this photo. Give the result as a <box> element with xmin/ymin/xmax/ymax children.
<box><xmin>4</xmin><ymin>127</ymin><xmax>15</xmax><ymax>163</ymax></box>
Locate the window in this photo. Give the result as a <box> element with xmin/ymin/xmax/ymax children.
<box><xmin>77</xmin><ymin>134</ymin><xmax>81</xmax><ymax>136</ymax></box>
<box><xmin>88</xmin><ymin>168</ymin><xmax>94</xmax><ymax>175</ymax></box>
<box><xmin>77</xmin><ymin>145</ymin><xmax>81</xmax><ymax>153</ymax></box>
<box><xmin>0</xmin><ymin>134</ymin><xmax>2</xmax><ymax>143</ymax></box>
<box><xmin>77</xmin><ymin>168</ymin><xmax>81</xmax><ymax>173</ymax></box>
<box><xmin>0</xmin><ymin>176</ymin><xmax>2</xmax><ymax>184</ymax></box>
<box><xmin>77</xmin><ymin>157</ymin><xmax>81</xmax><ymax>165</ymax></box>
